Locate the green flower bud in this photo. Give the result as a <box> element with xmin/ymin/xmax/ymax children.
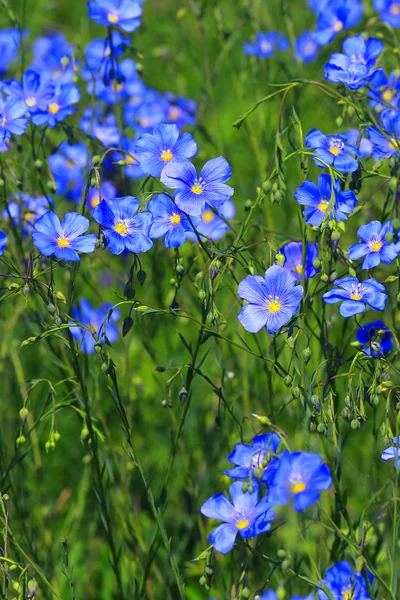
<box><xmin>277</xmin><ymin>549</ymin><xmax>286</xmax><ymax>558</ymax></box>
<box><xmin>197</xmin><ymin>290</ymin><xmax>206</xmax><ymax>301</ymax></box>
<box><xmin>176</xmin><ymin>264</ymin><xmax>185</xmax><ymax>275</ymax></box>
<box><xmin>16</xmin><ymin>435</ymin><xmax>26</xmax><ymax>446</ymax></box>
<box><xmin>199</xmin><ymin>575</ymin><xmax>207</xmax><ymax>586</ymax></box>
<box><xmin>275</xmin><ymin>252</ymin><xmax>285</xmax><ymax>266</ymax></box>
<box><xmin>244</xmin><ymin>199</ymin><xmax>252</xmax><ymax>211</ymax></box>
<box><xmin>281</xmin><ymin>559</ymin><xmax>291</xmax><ymax>571</ymax></box>
<box><xmin>262</xmin><ymin>180</ymin><xmax>272</xmax><ymax>193</ymax></box>
<box><xmin>205</xmin><ymin>565</ymin><xmax>214</xmax><ymax>576</ymax></box>
<box><xmin>34</xmin><ymin>159</ymin><xmax>43</xmax><ymax>169</ymax></box>
<box><xmin>241</xmin><ymin>588</ymin><xmax>251</xmax><ymax>599</ymax></box>
<box><xmin>317</xmin><ymin>423</ymin><xmax>325</xmax><ymax>434</ymax></box>
<box><xmin>92</xmin><ymin>154</ymin><xmax>101</xmax><ymax>166</ymax></box>
<box><xmin>321</xmin><ymin>273</ymin><xmax>329</xmax><ymax>283</ymax></box>
<box><xmin>313</xmin><ymin>258</ymin><xmax>321</xmax><ymax>269</ymax></box>
<box><xmin>284</xmin><ymin>375</ymin><xmax>292</xmax><ymax>387</ymax></box>
<box><xmin>47</xmin><ymin>303</ymin><xmax>56</xmax><ymax>314</ymax></box>
<box><xmin>19</xmin><ymin>407</ymin><xmax>29</xmax><ymax>421</ymax></box>
<box><xmin>350</xmin><ymin>419</ymin><xmax>360</xmax><ymax>430</ymax></box>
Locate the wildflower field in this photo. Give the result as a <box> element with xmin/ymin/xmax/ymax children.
<box><xmin>2</xmin><ymin>0</ymin><xmax>400</xmax><ymax>598</ymax></box>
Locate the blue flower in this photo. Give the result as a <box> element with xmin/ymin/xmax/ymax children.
<box><xmin>134</xmin><ymin>124</ymin><xmax>198</xmax><ymax>177</ymax></box>
<box><xmin>70</xmin><ymin>299</ymin><xmax>120</xmax><ymax>354</ymax></box>
<box><xmin>366</xmin><ymin>110</ymin><xmax>400</xmax><ymax>160</ymax></box>
<box><xmin>322</xmin><ymin>277</ymin><xmax>387</xmax><ymax>317</ymax></box>
<box><xmin>31</xmin><ymin>83</ymin><xmax>80</xmax><ymax>127</ymax></box>
<box><xmin>48</xmin><ymin>141</ymin><xmax>88</xmax><ymax>202</ymax></box>
<box><xmin>0</xmin><ymin>29</ymin><xmax>21</xmax><ymax>75</ymax></box>
<box><xmin>2</xmin><ymin>70</ymin><xmax>55</xmax><ymax>113</ymax></box>
<box><xmin>324</xmin><ymin>36</ymin><xmax>384</xmax><ymax>90</ymax></box>
<box><xmin>164</xmin><ymin>93</ymin><xmax>197</xmax><ymax>129</ymax></box>
<box><xmin>115</xmin><ymin>136</ymin><xmax>145</xmax><ymax>179</ymax></box>
<box><xmin>87</xmin><ymin>0</ymin><xmax>143</xmax><ymax>32</ymax></box>
<box><xmin>87</xmin><ymin>181</ymin><xmax>117</xmax><ymax>212</ymax></box>
<box><xmin>294</xmin><ymin>174</ymin><xmax>358</xmax><ymax>226</ymax></box>
<box><xmin>187</xmin><ymin>200</ymin><xmax>236</xmax><ymax>242</ymax></box>
<box><xmin>312</xmin><ymin>0</ymin><xmax>364</xmax><ymax>46</ymax></box>
<box><xmin>257</xmin><ymin>592</ymin><xmax>314</xmax><ymax>600</ymax></box>
<box><xmin>368</xmin><ymin>69</ymin><xmax>400</xmax><ymax>111</ymax></box>
<box><xmin>317</xmin><ymin>561</ymin><xmax>372</xmax><ymax>600</ymax></box>
<box><xmin>2</xmin><ymin>193</ymin><xmax>52</xmax><ymax>233</ymax></box>
<box><xmin>30</xmin><ymin>33</ymin><xmax>76</xmax><ymax>84</ymax></box>
<box><xmin>0</xmin><ymin>231</ymin><xmax>6</xmax><ymax>255</ymax></box>
<box><xmin>224</xmin><ymin>433</ymin><xmax>281</xmax><ymax>483</ymax></box>
<box><xmin>268</xmin><ymin>451</ymin><xmax>332</xmax><ymax>512</ymax></box>
<box><xmin>0</xmin><ymin>96</ymin><xmax>28</xmax><ymax>142</ymax></box>
<box><xmin>243</xmin><ymin>32</ymin><xmax>289</xmax><ymax>59</ymax></box>
<box><xmin>374</xmin><ymin>0</ymin><xmax>400</xmax><ymax>27</ymax></box>
<box><xmin>32</xmin><ymin>211</ymin><xmax>97</xmax><ymax>262</ymax></box>
<box><xmin>92</xmin><ymin>58</ymin><xmax>144</xmax><ymax>104</ymax></box>
<box><xmin>161</xmin><ymin>157</ymin><xmax>234</xmax><ymax>216</ymax></box>
<box><xmin>279</xmin><ymin>242</ymin><xmax>318</xmax><ymax>280</ymax></box>
<box><xmin>80</xmin><ymin>106</ymin><xmax>120</xmax><ymax>147</ymax></box>
<box><xmin>356</xmin><ymin>320</ymin><xmax>393</xmax><ymax>356</ymax></box>
<box><xmin>294</xmin><ymin>32</ymin><xmax>319</xmax><ymax>63</ymax></box>
<box><xmin>348</xmin><ymin>221</ymin><xmax>400</xmax><ymax>269</ymax></box>
<box><xmin>237</xmin><ymin>265</ymin><xmax>303</xmax><ymax>334</ymax></box>
<box><xmin>200</xmin><ymin>482</ymin><xmax>275</xmax><ymax>554</ymax></box>
<box><xmin>83</xmin><ymin>32</ymin><xmax>128</xmax><ymax>79</ymax></box>
<box><xmin>305</xmin><ymin>129</ymin><xmax>360</xmax><ymax>172</ymax></box>
<box><xmin>147</xmin><ymin>193</ymin><xmax>192</xmax><ymax>248</ymax></box>
<box><xmin>307</xmin><ymin>0</ymin><xmax>329</xmax><ymax>13</ymax></box>
<box><xmin>93</xmin><ymin>196</ymin><xmax>153</xmax><ymax>255</ymax></box>
<box><xmin>382</xmin><ymin>437</ymin><xmax>400</xmax><ymax>467</ymax></box>
<box><xmin>345</xmin><ymin>129</ymin><xmax>373</xmax><ymax>158</ymax></box>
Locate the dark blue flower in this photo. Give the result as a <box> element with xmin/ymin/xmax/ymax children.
<box><xmin>32</xmin><ymin>211</ymin><xmax>97</xmax><ymax>262</ymax></box>
<box><xmin>294</xmin><ymin>32</ymin><xmax>319</xmax><ymax>63</ymax></box>
<box><xmin>200</xmin><ymin>482</ymin><xmax>275</xmax><ymax>554</ymax></box>
<box><xmin>279</xmin><ymin>242</ymin><xmax>318</xmax><ymax>280</ymax></box>
<box><xmin>324</xmin><ymin>36</ymin><xmax>384</xmax><ymax>90</ymax></box>
<box><xmin>31</xmin><ymin>83</ymin><xmax>80</xmax><ymax>127</ymax></box>
<box><xmin>294</xmin><ymin>174</ymin><xmax>358</xmax><ymax>226</ymax></box>
<box><xmin>374</xmin><ymin>0</ymin><xmax>400</xmax><ymax>27</ymax></box>
<box><xmin>305</xmin><ymin>129</ymin><xmax>360</xmax><ymax>172</ymax></box>
<box><xmin>317</xmin><ymin>561</ymin><xmax>372</xmax><ymax>600</ymax></box>
<box><xmin>2</xmin><ymin>70</ymin><xmax>55</xmax><ymax>113</ymax></box>
<box><xmin>312</xmin><ymin>0</ymin><xmax>364</xmax><ymax>46</ymax></box>
<box><xmin>148</xmin><ymin>193</ymin><xmax>192</xmax><ymax>248</ymax></box>
<box><xmin>237</xmin><ymin>265</ymin><xmax>303</xmax><ymax>334</ymax></box>
<box><xmin>356</xmin><ymin>320</ymin><xmax>393</xmax><ymax>356</ymax></box>
<box><xmin>187</xmin><ymin>200</ymin><xmax>235</xmax><ymax>242</ymax></box>
<box><xmin>134</xmin><ymin>124</ymin><xmax>198</xmax><ymax>177</ymax></box>
<box><xmin>92</xmin><ymin>58</ymin><xmax>144</xmax><ymax>104</ymax></box>
<box><xmin>382</xmin><ymin>437</ymin><xmax>400</xmax><ymax>467</ymax></box>
<box><xmin>268</xmin><ymin>451</ymin><xmax>332</xmax><ymax>512</ymax></box>
<box><xmin>243</xmin><ymin>32</ymin><xmax>289</xmax><ymax>59</ymax></box>
<box><xmin>93</xmin><ymin>196</ymin><xmax>153</xmax><ymax>255</ymax></box>
<box><xmin>368</xmin><ymin>69</ymin><xmax>400</xmax><ymax>111</ymax></box>
<box><xmin>48</xmin><ymin>142</ymin><xmax>88</xmax><ymax>202</ymax></box>
<box><xmin>70</xmin><ymin>299</ymin><xmax>120</xmax><ymax>354</ymax></box>
<box><xmin>83</xmin><ymin>32</ymin><xmax>128</xmax><ymax>80</ymax></box>
<box><xmin>0</xmin><ymin>231</ymin><xmax>6</xmax><ymax>255</ymax></box>
<box><xmin>224</xmin><ymin>433</ymin><xmax>281</xmax><ymax>483</ymax></box>
<box><xmin>348</xmin><ymin>221</ymin><xmax>400</xmax><ymax>269</ymax></box>
<box><xmin>0</xmin><ymin>96</ymin><xmax>28</xmax><ymax>143</ymax></box>
<box><xmin>322</xmin><ymin>276</ymin><xmax>387</xmax><ymax>317</ymax></box>
<box><xmin>88</xmin><ymin>0</ymin><xmax>143</xmax><ymax>32</ymax></box>
<box><xmin>366</xmin><ymin>110</ymin><xmax>400</xmax><ymax>160</ymax></box>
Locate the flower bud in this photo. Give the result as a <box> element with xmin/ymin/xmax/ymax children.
<box><xmin>321</xmin><ymin>273</ymin><xmax>329</xmax><ymax>282</ymax></box>
<box><xmin>244</xmin><ymin>199</ymin><xmax>252</xmax><ymax>211</ymax></box>
<box><xmin>275</xmin><ymin>252</ymin><xmax>285</xmax><ymax>266</ymax></box>
<box><xmin>350</xmin><ymin>419</ymin><xmax>360</xmax><ymax>430</ymax></box>
<box><xmin>313</xmin><ymin>258</ymin><xmax>321</xmax><ymax>269</ymax></box>
<box><xmin>16</xmin><ymin>435</ymin><xmax>26</xmax><ymax>446</ymax></box>
<box><xmin>19</xmin><ymin>407</ymin><xmax>29</xmax><ymax>421</ymax></box>
<box><xmin>317</xmin><ymin>423</ymin><xmax>325</xmax><ymax>433</ymax></box>
<box><xmin>241</xmin><ymin>588</ymin><xmax>251</xmax><ymax>599</ymax></box>
<box><xmin>262</xmin><ymin>180</ymin><xmax>272</xmax><ymax>193</ymax></box>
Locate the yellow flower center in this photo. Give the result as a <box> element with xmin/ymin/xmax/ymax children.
<box><xmin>382</xmin><ymin>89</ymin><xmax>394</xmax><ymax>102</ymax></box>
<box><xmin>112</xmin><ymin>81</ymin><xmax>123</xmax><ymax>92</ymax></box>
<box><xmin>48</xmin><ymin>102</ymin><xmax>60</xmax><ymax>114</ymax></box>
<box><xmin>115</xmin><ymin>221</ymin><xmax>128</xmax><ymax>235</ymax></box>
<box><xmin>294</xmin><ymin>264</ymin><xmax>303</xmax><ymax>274</ymax></box>
<box><xmin>107</xmin><ymin>13</ymin><xmax>119</xmax><ymax>23</ymax></box>
<box><xmin>292</xmin><ymin>482</ymin><xmax>306</xmax><ymax>494</ymax></box>
<box><xmin>260</xmin><ymin>41</ymin><xmax>272</xmax><ymax>53</ymax></box>
<box><xmin>1</xmin><ymin>117</ymin><xmax>6</xmax><ymax>127</ymax></box>
<box><xmin>57</xmin><ymin>237</ymin><xmax>69</xmax><ymax>248</ymax></box>
<box><xmin>169</xmin><ymin>106</ymin><xmax>180</xmax><ymax>121</ymax></box>
<box><xmin>203</xmin><ymin>210</ymin><xmax>214</xmax><ymax>223</ymax></box>
<box><xmin>267</xmin><ymin>299</ymin><xmax>281</xmax><ymax>313</ymax></box>
<box><xmin>191</xmin><ymin>183</ymin><xmax>203</xmax><ymax>195</ymax></box>
<box><xmin>350</xmin><ymin>293</ymin><xmax>362</xmax><ymax>300</ymax></box>
<box><xmin>333</xmin><ymin>20</ymin><xmax>343</xmax><ymax>32</ymax></box>
<box><xmin>170</xmin><ymin>213</ymin><xmax>181</xmax><ymax>225</ymax></box>
<box><xmin>25</xmin><ymin>97</ymin><xmax>37</xmax><ymax>107</ymax></box>
<box><xmin>91</xmin><ymin>196</ymin><xmax>100</xmax><ymax>208</ymax></box>
<box><xmin>329</xmin><ymin>146</ymin><xmax>341</xmax><ymax>156</ymax></box>
<box><xmin>161</xmin><ymin>149</ymin><xmax>173</xmax><ymax>162</ymax></box>
<box><xmin>390</xmin><ymin>3</ymin><xmax>400</xmax><ymax>14</ymax></box>
<box><xmin>236</xmin><ymin>519</ymin><xmax>249</xmax><ymax>530</ymax></box>
<box><xmin>371</xmin><ymin>240</ymin><xmax>383</xmax><ymax>252</ymax></box>
<box><xmin>317</xmin><ymin>200</ymin><xmax>329</xmax><ymax>213</ymax></box>
<box><xmin>343</xmin><ymin>590</ymin><xmax>353</xmax><ymax>600</ymax></box>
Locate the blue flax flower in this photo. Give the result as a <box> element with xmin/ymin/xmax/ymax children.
<box><xmin>161</xmin><ymin>157</ymin><xmax>234</xmax><ymax>217</ymax></box>
<box><xmin>268</xmin><ymin>451</ymin><xmax>332</xmax><ymax>512</ymax></box>
<box><xmin>225</xmin><ymin>433</ymin><xmax>281</xmax><ymax>483</ymax></box>
<box><xmin>374</xmin><ymin>0</ymin><xmax>400</xmax><ymax>27</ymax></box>
<box><xmin>322</xmin><ymin>277</ymin><xmax>387</xmax><ymax>317</ymax></box>
<box><xmin>187</xmin><ymin>200</ymin><xmax>235</xmax><ymax>242</ymax></box>
<box><xmin>134</xmin><ymin>124</ymin><xmax>198</xmax><ymax>177</ymax></box>
<box><xmin>87</xmin><ymin>0</ymin><xmax>142</xmax><ymax>32</ymax></box>
<box><xmin>2</xmin><ymin>70</ymin><xmax>55</xmax><ymax>113</ymax></box>
<box><xmin>0</xmin><ymin>231</ymin><xmax>6</xmax><ymax>255</ymax></box>
<box><xmin>0</xmin><ymin>96</ymin><xmax>28</xmax><ymax>143</ymax></box>
<box><xmin>356</xmin><ymin>320</ymin><xmax>393</xmax><ymax>356</ymax></box>
<box><xmin>295</xmin><ymin>32</ymin><xmax>319</xmax><ymax>63</ymax></box>
<box><xmin>0</xmin><ymin>29</ymin><xmax>21</xmax><ymax>75</ymax></box>
<box><xmin>312</xmin><ymin>0</ymin><xmax>364</xmax><ymax>46</ymax></box>
<box><xmin>325</xmin><ymin>36</ymin><xmax>384</xmax><ymax>90</ymax></box>
<box><xmin>257</xmin><ymin>592</ymin><xmax>313</xmax><ymax>600</ymax></box>
<box><xmin>368</xmin><ymin>70</ymin><xmax>400</xmax><ymax>111</ymax></box>
<box><xmin>30</xmin><ymin>33</ymin><xmax>76</xmax><ymax>85</ymax></box>
<box><xmin>80</xmin><ymin>106</ymin><xmax>120</xmax><ymax>147</ymax></box>
<box><xmin>318</xmin><ymin>561</ymin><xmax>372</xmax><ymax>600</ymax></box>
<box><xmin>32</xmin><ymin>83</ymin><xmax>80</xmax><ymax>127</ymax></box>
<box><xmin>87</xmin><ymin>181</ymin><xmax>117</xmax><ymax>212</ymax></box>
<box><xmin>32</xmin><ymin>211</ymin><xmax>97</xmax><ymax>262</ymax></box>
<box><xmin>345</xmin><ymin>129</ymin><xmax>372</xmax><ymax>158</ymax></box>
<box><xmin>279</xmin><ymin>242</ymin><xmax>318</xmax><ymax>280</ymax></box>
<box><xmin>48</xmin><ymin>141</ymin><xmax>88</xmax><ymax>202</ymax></box>
<box><xmin>92</xmin><ymin>59</ymin><xmax>144</xmax><ymax>104</ymax></box>
<box><xmin>367</xmin><ymin>110</ymin><xmax>400</xmax><ymax>160</ymax></box>
<box><xmin>200</xmin><ymin>482</ymin><xmax>275</xmax><ymax>554</ymax></box>
<box><xmin>148</xmin><ymin>193</ymin><xmax>192</xmax><ymax>248</ymax></box>
<box><xmin>70</xmin><ymin>299</ymin><xmax>120</xmax><ymax>354</ymax></box>
<box><xmin>3</xmin><ymin>193</ymin><xmax>52</xmax><ymax>233</ymax></box>
<box><xmin>305</xmin><ymin>129</ymin><xmax>360</xmax><ymax>172</ymax></box>
<box><xmin>237</xmin><ymin>265</ymin><xmax>303</xmax><ymax>335</ymax></box>
<box><xmin>294</xmin><ymin>174</ymin><xmax>357</xmax><ymax>227</ymax></box>
<box><xmin>243</xmin><ymin>32</ymin><xmax>289</xmax><ymax>59</ymax></box>
<box><xmin>348</xmin><ymin>221</ymin><xmax>400</xmax><ymax>269</ymax></box>
<box><xmin>382</xmin><ymin>437</ymin><xmax>400</xmax><ymax>466</ymax></box>
<box><xmin>93</xmin><ymin>196</ymin><xmax>153</xmax><ymax>254</ymax></box>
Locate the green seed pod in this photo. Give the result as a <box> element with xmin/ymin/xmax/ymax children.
<box><xmin>317</xmin><ymin>423</ymin><xmax>325</xmax><ymax>434</ymax></box>
<box><xmin>34</xmin><ymin>159</ymin><xmax>43</xmax><ymax>169</ymax></box>
<box><xmin>241</xmin><ymin>588</ymin><xmax>251</xmax><ymax>599</ymax></box>
<box><xmin>94</xmin><ymin>342</ymin><xmax>102</xmax><ymax>354</ymax></box>
<box><xmin>244</xmin><ymin>199</ymin><xmax>252</xmax><ymax>211</ymax></box>
<box><xmin>375</xmin><ymin>384</ymin><xmax>383</xmax><ymax>394</ymax></box>
<box><xmin>199</xmin><ymin>575</ymin><xmax>207</xmax><ymax>586</ymax></box>
<box><xmin>331</xmin><ymin>231</ymin><xmax>341</xmax><ymax>241</ymax></box>
<box><xmin>277</xmin><ymin>548</ymin><xmax>286</xmax><ymax>558</ymax></box>
<box><xmin>92</xmin><ymin>154</ymin><xmax>101</xmax><ymax>166</ymax></box>
<box><xmin>347</xmin><ymin>106</ymin><xmax>356</xmax><ymax>117</ymax></box>
<box><xmin>161</xmin><ymin>398</ymin><xmax>168</xmax><ymax>408</ymax></box>
<box><xmin>313</xmin><ymin>258</ymin><xmax>321</xmax><ymax>269</ymax></box>
<box><xmin>47</xmin><ymin>303</ymin><xmax>56</xmax><ymax>314</ymax></box>
<box><xmin>204</xmin><ymin>565</ymin><xmax>214</xmax><ymax>576</ymax></box>
<box><xmin>321</xmin><ymin>273</ymin><xmax>329</xmax><ymax>283</ymax></box>
<box><xmin>16</xmin><ymin>435</ymin><xmax>26</xmax><ymax>446</ymax></box>
<box><xmin>393</xmin><ymin>218</ymin><xmax>400</xmax><ymax>231</ymax></box>
<box><xmin>197</xmin><ymin>290</ymin><xmax>206</xmax><ymax>301</ymax></box>
<box><xmin>54</xmin><ymin>316</ymin><xmax>62</xmax><ymax>327</ymax></box>
<box><xmin>284</xmin><ymin>375</ymin><xmax>292</xmax><ymax>387</ymax></box>
<box><xmin>291</xmin><ymin>386</ymin><xmax>300</xmax><ymax>399</ymax></box>
<box><xmin>302</xmin><ymin>347</ymin><xmax>312</xmax><ymax>363</ymax></box>
<box><xmin>272</xmin><ymin>182</ymin><xmax>278</xmax><ymax>193</ymax></box>
<box><xmin>176</xmin><ymin>264</ymin><xmax>184</xmax><ymax>275</ymax></box>
<box><xmin>254</xmin><ymin>466</ymin><xmax>264</xmax><ymax>480</ymax></box>
<box><xmin>262</xmin><ymin>180</ymin><xmax>272</xmax><ymax>193</ymax></box>
<box><xmin>373</xmin><ymin>396</ymin><xmax>380</xmax><ymax>407</ymax></box>
<box><xmin>350</xmin><ymin>419</ymin><xmax>359</xmax><ymax>430</ymax></box>
<box><xmin>335</xmin><ymin>116</ymin><xmax>343</xmax><ymax>127</ymax></box>
<box><xmin>19</xmin><ymin>407</ymin><xmax>29</xmax><ymax>421</ymax></box>
<box><xmin>281</xmin><ymin>559</ymin><xmax>291</xmax><ymax>571</ymax></box>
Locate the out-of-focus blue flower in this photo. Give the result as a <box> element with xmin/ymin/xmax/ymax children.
<box><xmin>257</xmin><ymin>591</ymin><xmax>314</xmax><ymax>600</ymax></box>
<box><xmin>93</xmin><ymin>196</ymin><xmax>153</xmax><ymax>254</ymax></box>
<box><xmin>148</xmin><ymin>193</ymin><xmax>192</xmax><ymax>248</ymax></box>
<box><xmin>237</xmin><ymin>265</ymin><xmax>303</xmax><ymax>334</ymax></box>
<box><xmin>374</xmin><ymin>0</ymin><xmax>400</xmax><ymax>27</ymax></box>
<box><xmin>307</xmin><ymin>0</ymin><xmax>329</xmax><ymax>13</ymax></box>
<box><xmin>88</xmin><ymin>0</ymin><xmax>143</xmax><ymax>32</ymax></box>
<box><xmin>80</xmin><ymin>107</ymin><xmax>120</xmax><ymax>146</ymax></box>
<box><xmin>368</xmin><ymin>70</ymin><xmax>400</xmax><ymax>111</ymax></box>
<box><xmin>348</xmin><ymin>221</ymin><xmax>400</xmax><ymax>269</ymax></box>
<box><xmin>49</xmin><ymin>142</ymin><xmax>88</xmax><ymax>202</ymax></box>
<box><xmin>83</xmin><ymin>32</ymin><xmax>128</xmax><ymax>80</ymax></box>
<box><xmin>161</xmin><ymin>157</ymin><xmax>234</xmax><ymax>216</ymax></box>
<box><xmin>356</xmin><ymin>320</ymin><xmax>393</xmax><ymax>356</ymax></box>
<box><xmin>115</xmin><ymin>136</ymin><xmax>145</xmax><ymax>179</ymax></box>
<box><xmin>134</xmin><ymin>124</ymin><xmax>198</xmax><ymax>177</ymax></box>
<box><xmin>31</xmin><ymin>83</ymin><xmax>80</xmax><ymax>127</ymax></box>
<box><xmin>164</xmin><ymin>93</ymin><xmax>197</xmax><ymax>129</ymax></box>
<box><xmin>279</xmin><ymin>242</ymin><xmax>318</xmax><ymax>280</ymax></box>
<box><xmin>124</xmin><ymin>92</ymin><xmax>169</xmax><ymax>133</ymax></box>
<box><xmin>0</xmin><ymin>231</ymin><xmax>6</xmax><ymax>255</ymax></box>
<box><xmin>305</xmin><ymin>129</ymin><xmax>360</xmax><ymax>172</ymax></box>
<box><xmin>30</xmin><ymin>33</ymin><xmax>76</xmax><ymax>84</ymax></box>
<box><xmin>0</xmin><ymin>29</ymin><xmax>21</xmax><ymax>75</ymax></box>
<box><xmin>322</xmin><ymin>277</ymin><xmax>387</xmax><ymax>317</ymax></box>
<box><xmin>32</xmin><ymin>211</ymin><xmax>97</xmax><ymax>262</ymax></box>
<box><xmin>367</xmin><ymin>110</ymin><xmax>400</xmax><ymax>160</ymax></box>
<box><xmin>295</xmin><ymin>32</ymin><xmax>319</xmax><ymax>63</ymax></box>
<box><xmin>0</xmin><ymin>96</ymin><xmax>28</xmax><ymax>142</ymax></box>
<box><xmin>317</xmin><ymin>561</ymin><xmax>372</xmax><ymax>600</ymax></box>
<box><xmin>345</xmin><ymin>129</ymin><xmax>373</xmax><ymax>157</ymax></box>
<box><xmin>268</xmin><ymin>451</ymin><xmax>332</xmax><ymax>512</ymax></box>
<box><xmin>92</xmin><ymin>58</ymin><xmax>144</xmax><ymax>104</ymax></box>
<box><xmin>2</xmin><ymin>193</ymin><xmax>52</xmax><ymax>233</ymax></box>
<box><xmin>243</xmin><ymin>32</ymin><xmax>289</xmax><ymax>59</ymax></box>
<box><xmin>87</xmin><ymin>181</ymin><xmax>117</xmax><ymax>212</ymax></box>
<box><xmin>312</xmin><ymin>0</ymin><xmax>364</xmax><ymax>46</ymax></box>
<box><xmin>70</xmin><ymin>299</ymin><xmax>120</xmax><ymax>354</ymax></box>
<box><xmin>294</xmin><ymin>174</ymin><xmax>358</xmax><ymax>226</ymax></box>
<box><xmin>2</xmin><ymin>70</ymin><xmax>54</xmax><ymax>114</ymax></box>
<box><xmin>187</xmin><ymin>199</ymin><xmax>235</xmax><ymax>242</ymax></box>
<box><xmin>200</xmin><ymin>482</ymin><xmax>275</xmax><ymax>554</ymax></box>
<box><xmin>224</xmin><ymin>433</ymin><xmax>281</xmax><ymax>483</ymax></box>
<box><xmin>382</xmin><ymin>437</ymin><xmax>400</xmax><ymax>466</ymax></box>
<box><xmin>324</xmin><ymin>36</ymin><xmax>384</xmax><ymax>90</ymax></box>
